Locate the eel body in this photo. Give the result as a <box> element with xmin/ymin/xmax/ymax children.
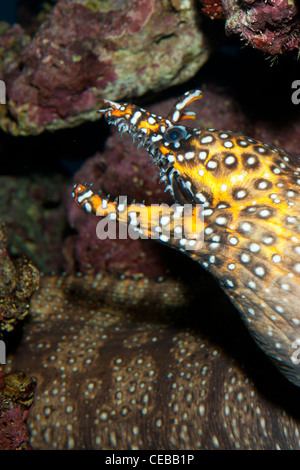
<box><xmin>72</xmin><ymin>90</ymin><xmax>300</xmax><ymax>387</ymax></box>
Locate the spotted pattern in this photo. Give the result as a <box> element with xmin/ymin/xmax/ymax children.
<box><xmin>73</xmin><ymin>90</ymin><xmax>300</xmax><ymax>388</ymax></box>
<box><xmin>3</xmin><ymin>273</ymin><xmax>300</xmax><ymax>450</ymax></box>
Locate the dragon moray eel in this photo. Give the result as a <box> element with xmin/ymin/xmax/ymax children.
<box><xmin>72</xmin><ymin>90</ymin><xmax>300</xmax><ymax>387</ymax></box>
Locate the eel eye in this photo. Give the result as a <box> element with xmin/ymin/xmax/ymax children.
<box><xmin>163</xmin><ymin>126</ymin><xmax>187</xmax><ymax>143</ymax></box>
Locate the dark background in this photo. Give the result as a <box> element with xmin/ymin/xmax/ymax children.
<box><xmin>0</xmin><ymin>1</ymin><xmax>17</xmax><ymax>23</ymax></box>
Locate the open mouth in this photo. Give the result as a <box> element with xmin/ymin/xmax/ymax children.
<box><xmin>107</xmin><ymin>116</ymin><xmax>162</xmax><ymax>159</ymax></box>
<box><xmin>106</xmin><ymin>114</ymin><xmax>171</xmax><ymax>170</ymax></box>
<box><xmin>106</xmin><ymin>115</ymin><xmax>194</xmax><ymax>204</ymax></box>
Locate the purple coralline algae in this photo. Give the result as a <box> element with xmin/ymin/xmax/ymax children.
<box><xmin>0</xmin><ymin>0</ymin><xmax>213</xmax><ymax>136</ymax></box>
<box><xmin>0</xmin><ymin>370</ymin><xmax>36</xmax><ymax>450</ymax></box>
<box><xmin>223</xmin><ymin>0</ymin><xmax>300</xmax><ymax>55</ymax></box>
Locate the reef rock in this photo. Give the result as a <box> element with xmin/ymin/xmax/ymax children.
<box><xmin>223</xmin><ymin>0</ymin><xmax>300</xmax><ymax>55</ymax></box>
<box><xmin>200</xmin><ymin>0</ymin><xmax>225</xmax><ymax>20</ymax></box>
<box><xmin>0</xmin><ymin>223</ymin><xmax>40</xmax><ymax>334</ymax></box>
<box><xmin>199</xmin><ymin>0</ymin><xmax>300</xmax><ymax>55</ymax></box>
<box><xmin>0</xmin><ymin>370</ymin><xmax>37</xmax><ymax>450</ymax></box>
<box><xmin>0</xmin><ymin>0</ymin><xmax>213</xmax><ymax>136</ymax></box>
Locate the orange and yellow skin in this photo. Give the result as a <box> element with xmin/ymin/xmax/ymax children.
<box><xmin>72</xmin><ymin>90</ymin><xmax>300</xmax><ymax>387</ymax></box>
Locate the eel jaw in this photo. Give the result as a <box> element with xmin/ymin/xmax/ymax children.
<box><xmin>101</xmin><ymin>113</ymin><xmax>181</xmax><ymax>195</ymax></box>
<box><xmin>99</xmin><ymin>102</ymin><xmax>193</xmax><ymax>203</ymax></box>
<box><xmin>107</xmin><ymin>115</ymin><xmax>164</xmax><ymax>159</ymax></box>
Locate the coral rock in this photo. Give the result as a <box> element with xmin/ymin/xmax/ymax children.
<box><xmin>223</xmin><ymin>0</ymin><xmax>300</xmax><ymax>55</ymax></box>
<box><xmin>0</xmin><ymin>0</ymin><xmax>213</xmax><ymax>136</ymax></box>
<box><xmin>0</xmin><ymin>224</ymin><xmax>40</xmax><ymax>334</ymax></box>
<box><xmin>0</xmin><ymin>370</ymin><xmax>36</xmax><ymax>450</ymax></box>
<box><xmin>200</xmin><ymin>0</ymin><xmax>225</xmax><ymax>20</ymax></box>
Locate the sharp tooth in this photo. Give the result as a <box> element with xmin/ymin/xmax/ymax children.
<box><xmin>159</xmin><ymin>175</ymin><xmax>168</xmax><ymax>183</ymax></box>
<box><xmin>118</xmin><ymin>122</ymin><xmax>128</xmax><ymax>133</ymax></box>
<box><xmin>164</xmin><ymin>185</ymin><xmax>172</xmax><ymax>193</ymax></box>
<box><xmin>114</xmin><ymin>118</ymin><xmax>123</xmax><ymax>126</ymax></box>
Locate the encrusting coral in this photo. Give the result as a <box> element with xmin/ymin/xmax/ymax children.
<box><xmin>0</xmin><ymin>0</ymin><xmax>213</xmax><ymax>136</ymax></box>
<box><xmin>200</xmin><ymin>0</ymin><xmax>300</xmax><ymax>55</ymax></box>
<box><xmin>223</xmin><ymin>0</ymin><xmax>300</xmax><ymax>55</ymax></box>
<box><xmin>0</xmin><ymin>223</ymin><xmax>40</xmax><ymax>335</ymax></box>
<box><xmin>0</xmin><ymin>370</ymin><xmax>36</xmax><ymax>450</ymax></box>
